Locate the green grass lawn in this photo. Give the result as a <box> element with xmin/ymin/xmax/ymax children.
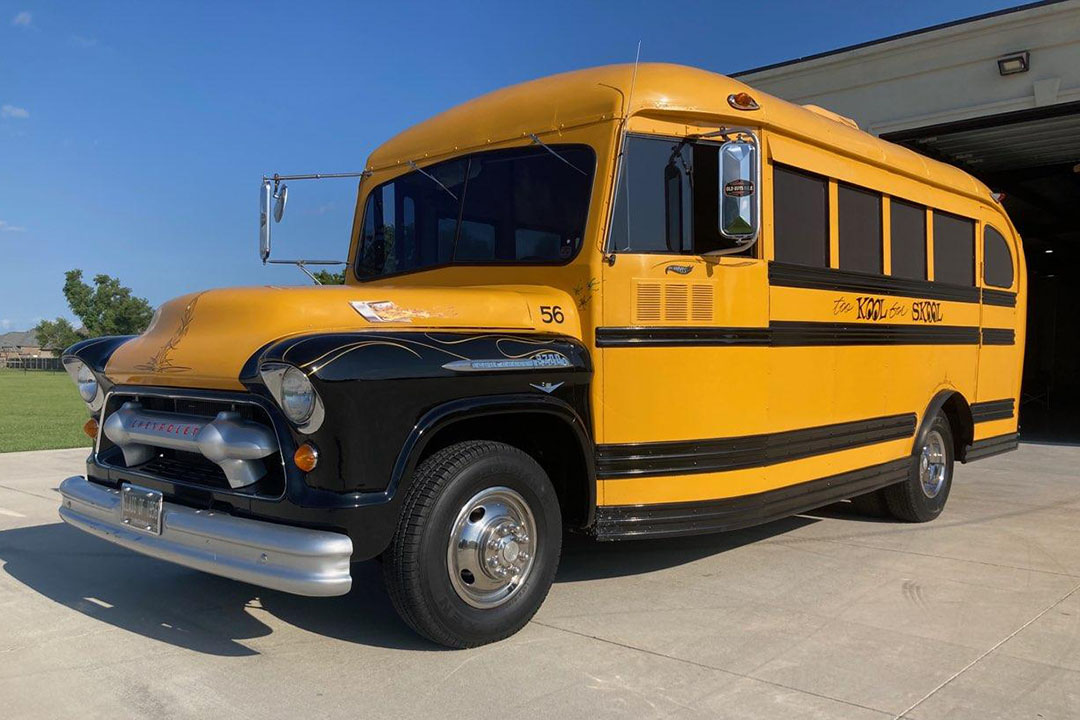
<box><xmin>0</xmin><ymin>368</ymin><xmax>93</xmax><ymax>452</ymax></box>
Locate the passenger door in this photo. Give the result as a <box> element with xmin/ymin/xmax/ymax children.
<box><xmin>598</xmin><ymin>133</ymin><xmax>770</xmax><ymax>507</ymax></box>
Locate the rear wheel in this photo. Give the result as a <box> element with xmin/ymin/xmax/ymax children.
<box><xmin>383</xmin><ymin>440</ymin><xmax>562</xmax><ymax>648</ymax></box>
<box><xmin>883</xmin><ymin>411</ymin><xmax>954</xmax><ymax>522</ymax></box>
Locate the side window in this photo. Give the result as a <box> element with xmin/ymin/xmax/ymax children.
<box><xmin>609</xmin><ymin>136</ymin><xmax>692</xmax><ymax>253</ymax></box>
<box><xmin>933</xmin><ymin>211</ymin><xmax>975</xmax><ymax>286</ymax></box>
<box><xmin>984</xmin><ymin>225</ymin><xmax>1014</xmax><ymax>289</ymax></box>
<box><xmin>837</xmin><ymin>183</ymin><xmax>882</xmax><ymax>274</ymax></box>
<box><xmin>773</xmin><ymin>165</ymin><xmax>829</xmax><ymax>267</ymax></box>
<box><xmin>890</xmin><ymin>199</ymin><xmax>927</xmax><ymax>280</ymax></box>
<box><xmin>609</xmin><ymin>135</ymin><xmax>752</xmax><ymax>256</ymax></box>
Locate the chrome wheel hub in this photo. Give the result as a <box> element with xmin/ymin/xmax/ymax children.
<box><xmin>448</xmin><ymin>487</ymin><xmax>537</xmax><ymax>608</ymax></box>
<box><xmin>919</xmin><ymin>429</ymin><xmax>947</xmax><ymax>498</ymax></box>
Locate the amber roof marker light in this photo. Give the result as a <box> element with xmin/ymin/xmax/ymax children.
<box><xmin>728</xmin><ymin>92</ymin><xmax>760</xmax><ymax>111</ymax></box>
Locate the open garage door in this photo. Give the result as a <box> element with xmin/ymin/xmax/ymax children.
<box><xmin>885</xmin><ymin>101</ymin><xmax>1080</xmax><ymax>441</ymax></box>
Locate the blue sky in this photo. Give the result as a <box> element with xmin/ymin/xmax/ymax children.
<box><xmin>1</xmin><ymin>0</ymin><xmax>1024</xmax><ymax>331</ymax></box>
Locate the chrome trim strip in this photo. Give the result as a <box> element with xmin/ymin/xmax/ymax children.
<box><xmin>442</xmin><ymin>352</ymin><xmax>573</xmax><ymax>372</ymax></box>
<box><xmin>58</xmin><ymin>476</ymin><xmax>353</xmax><ymax>597</ymax></box>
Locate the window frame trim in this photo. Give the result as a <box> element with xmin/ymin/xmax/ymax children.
<box><xmin>982</xmin><ymin>223</ymin><xmax>1016</xmax><ymax>290</ymax></box>
<box><xmin>352</xmin><ymin>143</ymin><xmax>598</xmax><ymax>283</ymax></box>
<box><xmin>888</xmin><ymin>196</ymin><xmax>929</xmax><ymax>282</ymax></box>
<box><xmin>835</xmin><ymin>180</ymin><xmax>885</xmax><ymax>275</ymax></box>
<box><xmin>606</xmin><ymin>132</ymin><xmax>758</xmax><ymax>258</ymax></box>
<box><xmin>930</xmin><ymin>208</ymin><xmax>978</xmax><ymax>288</ymax></box>
<box><xmin>771</xmin><ymin>161</ymin><xmax>832</xmax><ymax>269</ymax></box>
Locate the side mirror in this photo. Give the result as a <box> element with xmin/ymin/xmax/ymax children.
<box><xmin>273</xmin><ymin>183</ymin><xmax>288</xmax><ymax>223</ymax></box>
<box><xmin>719</xmin><ymin>139</ymin><xmax>759</xmax><ymax>241</ymax></box>
<box><xmin>259</xmin><ymin>180</ymin><xmax>272</xmax><ymax>263</ymax></box>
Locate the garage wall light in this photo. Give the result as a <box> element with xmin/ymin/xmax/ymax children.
<box><xmin>997</xmin><ymin>51</ymin><xmax>1030</xmax><ymax>76</ymax></box>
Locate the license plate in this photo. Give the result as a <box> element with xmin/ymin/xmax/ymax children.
<box><xmin>121</xmin><ymin>484</ymin><xmax>163</xmax><ymax>535</ymax></box>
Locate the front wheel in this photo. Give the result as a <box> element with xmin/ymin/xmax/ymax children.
<box><xmin>383</xmin><ymin>440</ymin><xmax>562</xmax><ymax>648</ymax></box>
<box><xmin>883</xmin><ymin>411</ymin><xmax>954</xmax><ymax>522</ymax></box>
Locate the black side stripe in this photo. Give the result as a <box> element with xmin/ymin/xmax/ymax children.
<box><xmin>982</xmin><ymin>288</ymin><xmax>1017</xmax><ymax>308</ymax></box>
<box><xmin>769</xmin><ymin>262</ymin><xmax>980</xmax><ymax>303</ymax></box>
<box><xmin>596</xmin><ymin>413</ymin><xmax>916</xmax><ymax>479</ymax></box>
<box><xmin>982</xmin><ymin>328</ymin><xmax>1015</xmax><ymax>345</ymax></box>
<box><xmin>597</xmin><ymin>323</ymin><xmax>981</xmax><ymax>348</ymax></box>
<box><xmin>594</xmin><ymin>458</ymin><xmax>912</xmax><ymax>540</ymax></box>
<box><xmin>596</xmin><ymin>326</ymin><xmax>771</xmax><ymax>347</ymax></box>
<box><xmin>771</xmin><ymin>322</ymin><xmax>979</xmax><ymax>346</ymax></box>
<box><xmin>963</xmin><ymin>433</ymin><xmax>1019</xmax><ymax>462</ymax></box>
<box><xmin>971</xmin><ymin>399</ymin><xmax>1015</xmax><ymax>423</ymax></box>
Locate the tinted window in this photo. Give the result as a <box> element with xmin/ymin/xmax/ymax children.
<box><xmin>773</xmin><ymin>165</ymin><xmax>829</xmax><ymax>267</ymax></box>
<box><xmin>356</xmin><ymin>145</ymin><xmax>594</xmax><ymax>278</ymax></box>
<box><xmin>610</xmin><ymin>136</ymin><xmax>692</xmax><ymax>253</ymax></box>
<box><xmin>837</xmin><ymin>183</ymin><xmax>882</xmax><ymax>274</ymax></box>
<box><xmin>933</xmin><ymin>212</ymin><xmax>975</xmax><ymax>286</ymax></box>
<box><xmin>609</xmin><ymin>135</ymin><xmax>749</xmax><ymax>255</ymax></box>
<box><xmin>689</xmin><ymin>142</ymin><xmax>749</xmax><ymax>255</ymax></box>
<box><xmin>890</xmin><ymin>199</ymin><xmax>927</xmax><ymax>280</ymax></box>
<box><xmin>984</xmin><ymin>225</ymin><xmax>1014</xmax><ymax>289</ymax></box>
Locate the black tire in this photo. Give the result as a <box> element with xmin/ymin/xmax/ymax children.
<box><xmin>383</xmin><ymin>440</ymin><xmax>562</xmax><ymax>648</ymax></box>
<box><xmin>848</xmin><ymin>488</ymin><xmax>890</xmax><ymax>517</ymax></box>
<box><xmin>883</xmin><ymin>411</ymin><xmax>954</xmax><ymax>522</ymax></box>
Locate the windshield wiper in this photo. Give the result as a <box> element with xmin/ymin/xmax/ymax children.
<box><xmin>407</xmin><ymin>160</ymin><xmax>458</xmax><ymax>201</ymax></box>
<box><xmin>529</xmin><ymin>134</ymin><xmax>587</xmax><ymax>176</ymax></box>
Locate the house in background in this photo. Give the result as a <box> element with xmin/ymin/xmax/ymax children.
<box><xmin>0</xmin><ymin>331</ymin><xmax>60</xmax><ymax>369</ymax></box>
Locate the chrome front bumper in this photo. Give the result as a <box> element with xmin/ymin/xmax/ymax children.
<box><xmin>58</xmin><ymin>476</ymin><xmax>353</xmax><ymax>597</ymax></box>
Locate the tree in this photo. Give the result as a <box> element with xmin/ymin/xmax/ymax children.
<box><xmin>33</xmin><ymin>317</ymin><xmax>83</xmax><ymax>352</ymax></box>
<box><xmin>62</xmin><ymin>269</ymin><xmax>154</xmax><ymax>336</ymax></box>
<box><xmin>313</xmin><ymin>269</ymin><xmax>345</xmax><ymax>284</ymax></box>
<box><xmin>34</xmin><ymin>269</ymin><xmax>155</xmax><ymax>348</ymax></box>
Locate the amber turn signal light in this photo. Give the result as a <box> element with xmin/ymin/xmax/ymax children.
<box><xmin>83</xmin><ymin>417</ymin><xmax>99</xmax><ymax>439</ymax></box>
<box><xmin>294</xmin><ymin>442</ymin><xmax>319</xmax><ymax>473</ymax></box>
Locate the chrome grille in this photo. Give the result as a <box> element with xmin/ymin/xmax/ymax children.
<box><xmin>98</xmin><ymin>391</ymin><xmax>286</xmax><ymax>497</ymax></box>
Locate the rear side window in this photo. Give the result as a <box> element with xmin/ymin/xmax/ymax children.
<box><xmin>984</xmin><ymin>225</ymin><xmax>1014</xmax><ymax>289</ymax></box>
<box><xmin>890</xmin><ymin>199</ymin><xmax>927</xmax><ymax>280</ymax></box>
<box><xmin>773</xmin><ymin>165</ymin><xmax>829</xmax><ymax>267</ymax></box>
<box><xmin>933</xmin><ymin>211</ymin><xmax>975</xmax><ymax>286</ymax></box>
<box><xmin>837</xmin><ymin>183</ymin><xmax>882</xmax><ymax>274</ymax></box>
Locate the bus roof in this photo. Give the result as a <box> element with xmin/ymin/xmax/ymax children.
<box><xmin>366</xmin><ymin>63</ymin><xmax>996</xmax><ymax>206</ymax></box>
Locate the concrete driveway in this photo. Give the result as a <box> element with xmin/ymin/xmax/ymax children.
<box><xmin>0</xmin><ymin>446</ymin><xmax>1078</xmax><ymax>719</ymax></box>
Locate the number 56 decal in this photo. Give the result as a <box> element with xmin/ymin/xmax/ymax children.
<box><xmin>539</xmin><ymin>305</ymin><xmax>565</xmax><ymax>324</ymax></box>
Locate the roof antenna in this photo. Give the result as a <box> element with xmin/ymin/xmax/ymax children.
<box><xmin>625</xmin><ymin>40</ymin><xmax>641</xmax><ymax>127</ymax></box>
<box><xmin>602</xmin><ymin>41</ymin><xmax>642</xmax><ymax>264</ymax></box>
<box><xmin>619</xmin><ymin>41</ymin><xmax>642</xmax><ymax>254</ymax></box>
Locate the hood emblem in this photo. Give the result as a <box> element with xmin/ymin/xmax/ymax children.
<box><xmin>529</xmin><ymin>381</ymin><xmax>564</xmax><ymax>394</ymax></box>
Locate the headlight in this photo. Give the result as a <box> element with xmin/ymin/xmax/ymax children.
<box><xmin>259</xmin><ymin>363</ymin><xmax>324</xmax><ymax>432</ymax></box>
<box><xmin>75</xmin><ymin>362</ymin><xmax>98</xmax><ymax>403</ymax></box>
<box><xmin>63</xmin><ymin>357</ymin><xmax>103</xmax><ymax>411</ymax></box>
<box><xmin>281</xmin><ymin>366</ymin><xmax>316</xmax><ymax>424</ymax></box>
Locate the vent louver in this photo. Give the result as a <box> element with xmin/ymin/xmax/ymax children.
<box><xmin>633</xmin><ymin>282</ymin><xmax>713</xmax><ymax>324</ymax></box>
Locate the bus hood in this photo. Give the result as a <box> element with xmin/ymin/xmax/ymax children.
<box><xmin>105</xmin><ymin>284</ymin><xmax>578</xmax><ymax>390</ymax></box>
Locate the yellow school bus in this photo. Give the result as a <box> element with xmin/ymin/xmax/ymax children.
<box><xmin>58</xmin><ymin>64</ymin><xmax>1025</xmax><ymax>648</ymax></box>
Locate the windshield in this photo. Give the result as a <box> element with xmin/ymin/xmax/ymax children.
<box><xmin>355</xmin><ymin>144</ymin><xmax>595</xmax><ymax>279</ymax></box>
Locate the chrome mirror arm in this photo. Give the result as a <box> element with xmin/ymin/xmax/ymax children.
<box><xmin>266</xmin><ymin>259</ymin><xmax>347</xmax><ymax>285</ymax></box>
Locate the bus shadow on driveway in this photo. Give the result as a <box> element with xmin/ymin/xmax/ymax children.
<box><xmin>0</xmin><ymin>515</ymin><xmax>820</xmax><ymax>656</ymax></box>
